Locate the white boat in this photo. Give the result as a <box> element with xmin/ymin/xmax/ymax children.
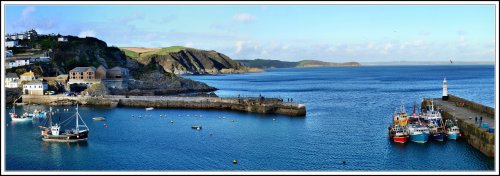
<box><xmin>40</xmin><ymin>105</ymin><xmax>89</xmax><ymax>143</ymax></box>
<box><xmin>11</xmin><ymin>98</ymin><xmax>32</xmax><ymax>122</ymax></box>
<box><xmin>145</xmin><ymin>107</ymin><xmax>154</xmax><ymax>111</ymax></box>
<box><xmin>92</xmin><ymin>117</ymin><xmax>106</xmax><ymax>121</ymax></box>
<box><xmin>422</xmin><ymin>99</ymin><xmax>442</xmax><ymax>123</ymax></box>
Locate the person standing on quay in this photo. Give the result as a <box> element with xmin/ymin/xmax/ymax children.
<box><xmin>479</xmin><ymin>116</ymin><xmax>483</xmax><ymax>127</ymax></box>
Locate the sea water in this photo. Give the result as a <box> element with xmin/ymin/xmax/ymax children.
<box><xmin>5</xmin><ymin>65</ymin><xmax>495</xmax><ymax>170</ymax></box>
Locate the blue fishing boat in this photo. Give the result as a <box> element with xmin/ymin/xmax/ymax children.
<box><xmin>407</xmin><ymin>123</ymin><xmax>430</xmax><ymax>143</ymax></box>
<box><xmin>445</xmin><ymin>119</ymin><xmax>461</xmax><ymax>140</ymax></box>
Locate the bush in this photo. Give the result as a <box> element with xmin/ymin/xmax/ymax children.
<box><xmin>83</xmin><ymin>83</ymin><xmax>109</xmax><ymax>96</ymax></box>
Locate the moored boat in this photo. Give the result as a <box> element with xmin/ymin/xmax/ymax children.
<box><xmin>407</xmin><ymin>123</ymin><xmax>430</xmax><ymax>143</ymax></box>
<box><xmin>388</xmin><ymin>124</ymin><xmax>408</xmax><ymax>143</ymax></box>
<box><xmin>388</xmin><ymin>102</ymin><xmax>409</xmax><ymax>143</ymax></box>
<box><xmin>146</xmin><ymin>107</ymin><xmax>154</xmax><ymax>111</ymax></box>
<box><xmin>40</xmin><ymin>105</ymin><xmax>89</xmax><ymax>143</ymax></box>
<box><xmin>10</xmin><ymin>98</ymin><xmax>33</xmax><ymax>122</ymax></box>
<box><xmin>445</xmin><ymin>119</ymin><xmax>461</xmax><ymax>140</ymax></box>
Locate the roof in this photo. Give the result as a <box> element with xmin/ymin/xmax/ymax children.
<box><xmin>56</xmin><ymin>74</ymin><xmax>68</xmax><ymax>79</ymax></box>
<box><xmin>42</xmin><ymin>77</ymin><xmax>57</xmax><ymax>82</ymax></box>
<box><xmin>24</xmin><ymin>81</ymin><xmax>44</xmax><ymax>85</ymax></box>
<box><xmin>20</xmin><ymin>71</ymin><xmax>35</xmax><ymax>77</ymax></box>
<box><xmin>6</xmin><ymin>73</ymin><xmax>18</xmax><ymax>78</ymax></box>
<box><xmin>97</xmin><ymin>65</ymin><xmax>107</xmax><ymax>71</ymax></box>
<box><xmin>109</xmin><ymin>66</ymin><xmax>128</xmax><ymax>72</ymax></box>
<box><xmin>70</xmin><ymin>67</ymin><xmax>96</xmax><ymax>72</ymax></box>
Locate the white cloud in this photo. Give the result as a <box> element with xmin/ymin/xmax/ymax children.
<box><xmin>232</xmin><ymin>13</ymin><xmax>255</xmax><ymax>23</ymax></box>
<box><xmin>78</xmin><ymin>30</ymin><xmax>96</xmax><ymax>38</ymax></box>
<box><xmin>235</xmin><ymin>40</ymin><xmax>249</xmax><ymax>54</ymax></box>
<box><xmin>185</xmin><ymin>42</ymin><xmax>194</xmax><ymax>47</ymax></box>
<box><xmin>21</xmin><ymin>6</ymin><xmax>35</xmax><ymax>19</ymax></box>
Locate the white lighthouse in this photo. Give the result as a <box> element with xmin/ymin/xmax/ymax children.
<box><xmin>442</xmin><ymin>77</ymin><xmax>448</xmax><ymax>100</ymax></box>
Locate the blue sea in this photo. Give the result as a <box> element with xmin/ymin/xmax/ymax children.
<box><xmin>4</xmin><ymin>65</ymin><xmax>495</xmax><ymax>171</ymax></box>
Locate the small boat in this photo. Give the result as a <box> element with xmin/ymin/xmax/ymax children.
<box><xmin>191</xmin><ymin>125</ymin><xmax>202</xmax><ymax>130</ymax></box>
<box><xmin>40</xmin><ymin>105</ymin><xmax>89</xmax><ymax>143</ymax></box>
<box><xmin>145</xmin><ymin>107</ymin><xmax>154</xmax><ymax>111</ymax></box>
<box><xmin>11</xmin><ymin>98</ymin><xmax>32</xmax><ymax>122</ymax></box>
<box><xmin>92</xmin><ymin>117</ymin><xmax>106</xmax><ymax>121</ymax></box>
<box><xmin>445</xmin><ymin>119</ymin><xmax>461</xmax><ymax>140</ymax></box>
<box><xmin>15</xmin><ymin>103</ymin><xmax>27</xmax><ymax>106</ymax></box>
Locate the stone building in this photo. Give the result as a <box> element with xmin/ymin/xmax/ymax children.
<box><xmin>95</xmin><ymin>65</ymin><xmax>107</xmax><ymax>80</ymax></box>
<box><xmin>68</xmin><ymin>67</ymin><xmax>101</xmax><ymax>91</ymax></box>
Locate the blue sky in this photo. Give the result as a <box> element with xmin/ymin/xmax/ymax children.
<box><xmin>5</xmin><ymin>5</ymin><xmax>496</xmax><ymax>62</ymax></box>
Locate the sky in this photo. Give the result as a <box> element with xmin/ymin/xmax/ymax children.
<box><xmin>4</xmin><ymin>4</ymin><xmax>496</xmax><ymax>62</ymax></box>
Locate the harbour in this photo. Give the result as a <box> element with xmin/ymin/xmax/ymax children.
<box><xmin>20</xmin><ymin>94</ymin><xmax>306</xmax><ymax>117</ymax></box>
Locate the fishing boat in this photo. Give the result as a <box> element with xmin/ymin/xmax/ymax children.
<box><xmin>40</xmin><ymin>105</ymin><xmax>89</xmax><ymax>143</ymax></box>
<box><xmin>388</xmin><ymin>124</ymin><xmax>408</xmax><ymax>143</ymax></box>
<box><xmin>11</xmin><ymin>98</ymin><xmax>32</xmax><ymax>122</ymax></box>
<box><xmin>445</xmin><ymin>119</ymin><xmax>461</xmax><ymax>140</ymax></box>
<box><xmin>407</xmin><ymin>122</ymin><xmax>430</xmax><ymax>143</ymax></box>
<box><xmin>145</xmin><ymin>107</ymin><xmax>154</xmax><ymax>111</ymax></box>
<box><xmin>388</xmin><ymin>102</ymin><xmax>409</xmax><ymax>143</ymax></box>
<box><xmin>407</xmin><ymin>103</ymin><xmax>430</xmax><ymax>144</ymax></box>
<box><xmin>427</xmin><ymin>120</ymin><xmax>446</xmax><ymax>142</ymax></box>
<box><xmin>422</xmin><ymin>99</ymin><xmax>442</xmax><ymax>124</ymax></box>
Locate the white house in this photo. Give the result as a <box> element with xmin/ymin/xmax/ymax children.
<box><xmin>15</xmin><ymin>58</ymin><xmax>31</xmax><ymax>67</ymax></box>
<box><xmin>23</xmin><ymin>81</ymin><xmax>48</xmax><ymax>95</ymax></box>
<box><xmin>5</xmin><ymin>73</ymin><xmax>20</xmax><ymax>88</ymax></box>
<box><xmin>5</xmin><ymin>40</ymin><xmax>18</xmax><ymax>47</ymax></box>
<box><xmin>58</xmin><ymin>37</ymin><xmax>68</xmax><ymax>42</ymax></box>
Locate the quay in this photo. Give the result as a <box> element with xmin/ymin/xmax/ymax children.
<box><xmin>422</xmin><ymin>94</ymin><xmax>495</xmax><ymax>157</ymax></box>
<box><xmin>21</xmin><ymin>94</ymin><xmax>306</xmax><ymax>117</ymax></box>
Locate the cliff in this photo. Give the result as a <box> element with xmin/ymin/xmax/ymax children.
<box><xmin>6</xmin><ymin>36</ymin><xmax>216</xmax><ymax>95</ymax></box>
<box><xmin>121</xmin><ymin>46</ymin><xmax>263</xmax><ymax>75</ymax></box>
<box><xmin>237</xmin><ymin>59</ymin><xmax>361</xmax><ymax>68</ymax></box>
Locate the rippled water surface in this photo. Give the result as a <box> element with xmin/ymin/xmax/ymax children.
<box><xmin>5</xmin><ymin>65</ymin><xmax>495</xmax><ymax>170</ymax></box>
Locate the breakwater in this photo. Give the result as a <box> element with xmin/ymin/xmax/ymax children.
<box><xmin>21</xmin><ymin>95</ymin><xmax>306</xmax><ymax>116</ymax></box>
<box><xmin>422</xmin><ymin>94</ymin><xmax>495</xmax><ymax>157</ymax></box>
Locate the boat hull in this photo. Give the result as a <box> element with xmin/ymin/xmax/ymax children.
<box><xmin>11</xmin><ymin>117</ymin><xmax>33</xmax><ymax>121</ymax></box>
<box><xmin>447</xmin><ymin>133</ymin><xmax>459</xmax><ymax>140</ymax></box>
<box><xmin>42</xmin><ymin>131</ymin><xmax>89</xmax><ymax>143</ymax></box>
<box><xmin>410</xmin><ymin>133</ymin><xmax>429</xmax><ymax>143</ymax></box>
<box><xmin>393</xmin><ymin>136</ymin><xmax>408</xmax><ymax>143</ymax></box>
<box><xmin>431</xmin><ymin>133</ymin><xmax>445</xmax><ymax>142</ymax></box>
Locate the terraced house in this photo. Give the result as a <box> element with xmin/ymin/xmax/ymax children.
<box><xmin>68</xmin><ymin>67</ymin><xmax>102</xmax><ymax>87</ymax></box>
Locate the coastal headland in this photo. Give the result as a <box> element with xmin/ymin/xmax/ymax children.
<box><xmin>21</xmin><ymin>95</ymin><xmax>306</xmax><ymax>117</ymax></box>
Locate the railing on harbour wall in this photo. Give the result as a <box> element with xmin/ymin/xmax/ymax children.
<box><xmin>447</xmin><ymin>94</ymin><xmax>494</xmax><ymax>117</ymax></box>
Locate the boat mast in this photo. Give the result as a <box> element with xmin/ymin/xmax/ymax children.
<box><xmin>49</xmin><ymin>107</ymin><xmax>52</xmax><ymax>127</ymax></box>
<box><xmin>75</xmin><ymin>104</ymin><xmax>79</xmax><ymax>133</ymax></box>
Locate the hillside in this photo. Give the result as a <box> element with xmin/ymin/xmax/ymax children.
<box><xmin>237</xmin><ymin>59</ymin><xmax>361</xmax><ymax>68</ymax></box>
<box><xmin>6</xmin><ymin>36</ymin><xmax>216</xmax><ymax>95</ymax></box>
<box><xmin>121</xmin><ymin>46</ymin><xmax>263</xmax><ymax>74</ymax></box>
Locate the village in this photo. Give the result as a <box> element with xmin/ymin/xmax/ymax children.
<box><xmin>4</xmin><ymin>29</ymin><xmax>130</xmax><ymax>97</ymax></box>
